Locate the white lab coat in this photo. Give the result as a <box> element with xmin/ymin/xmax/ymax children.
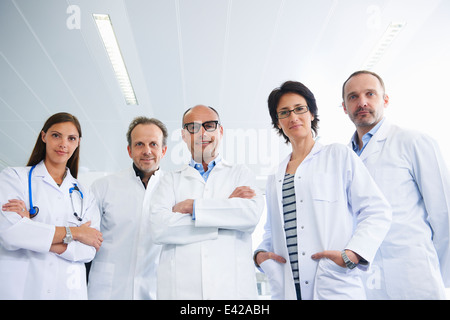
<box><xmin>87</xmin><ymin>167</ymin><xmax>162</xmax><ymax>300</ymax></box>
<box><xmin>149</xmin><ymin>159</ymin><xmax>264</xmax><ymax>299</ymax></box>
<box><xmin>0</xmin><ymin>160</ymin><xmax>101</xmax><ymax>299</ymax></box>
<box><xmin>257</xmin><ymin>142</ymin><xmax>392</xmax><ymax>300</ymax></box>
<box><xmin>350</xmin><ymin>119</ymin><xmax>450</xmax><ymax>299</ymax></box>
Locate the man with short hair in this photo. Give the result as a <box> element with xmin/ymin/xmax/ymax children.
<box><xmin>149</xmin><ymin>105</ymin><xmax>264</xmax><ymax>299</ymax></box>
<box><xmin>342</xmin><ymin>70</ymin><xmax>450</xmax><ymax>299</ymax></box>
<box><xmin>88</xmin><ymin>117</ymin><xmax>168</xmax><ymax>299</ymax></box>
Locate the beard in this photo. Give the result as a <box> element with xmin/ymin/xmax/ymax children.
<box><xmin>350</xmin><ymin>108</ymin><xmax>380</xmax><ymax>128</ymax></box>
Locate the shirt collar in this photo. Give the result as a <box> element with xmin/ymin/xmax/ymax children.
<box><xmin>189</xmin><ymin>154</ymin><xmax>222</xmax><ymax>170</ymax></box>
<box><xmin>132</xmin><ymin>163</ymin><xmax>159</xmax><ymax>188</ymax></box>
<box><xmin>351</xmin><ymin>118</ymin><xmax>385</xmax><ymax>153</ymax></box>
<box><xmin>133</xmin><ymin>162</ymin><xmax>145</xmax><ymax>180</ymax></box>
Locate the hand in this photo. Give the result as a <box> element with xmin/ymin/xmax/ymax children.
<box><xmin>71</xmin><ymin>221</ymin><xmax>103</xmax><ymax>251</ymax></box>
<box><xmin>172</xmin><ymin>199</ymin><xmax>194</xmax><ymax>214</ymax></box>
<box><xmin>311</xmin><ymin>250</ymin><xmax>360</xmax><ymax>268</ymax></box>
<box><xmin>228</xmin><ymin>186</ymin><xmax>256</xmax><ymax>199</ymax></box>
<box><xmin>2</xmin><ymin>199</ymin><xmax>30</xmax><ymax>218</ymax></box>
<box><xmin>255</xmin><ymin>251</ymin><xmax>286</xmax><ymax>266</ymax></box>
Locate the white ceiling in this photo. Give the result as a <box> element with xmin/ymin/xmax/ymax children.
<box><xmin>1</xmin><ymin>0</ymin><xmax>450</xmax><ymax>186</ymax></box>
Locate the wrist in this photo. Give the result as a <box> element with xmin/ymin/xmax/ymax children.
<box><xmin>69</xmin><ymin>227</ymin><xmax>78</xmax><ymax>241</ymax></box>
<box><xmin>344</xmin><ymin>250</ymin><xmax>360</xmax><ymax>264</ymax></box>
<box><xmin>62</xmin><ymin>226</ymin><xmax>73</xmax><ymax>244</ymax></box>
<box><xmin>341</xmin><ymin>250</ymin><xmax>359</xmax><ymax>269</ymax></box>
<box><xmin>253</xmin><ymin>250</ymin><xmax>266</xmax><ymax>267</ymax></box>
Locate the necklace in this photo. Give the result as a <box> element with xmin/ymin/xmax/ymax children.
<box><xmin>57</xmin><ymin>170</ymin><xmax>68</xmax><ymax>187</ymax></box>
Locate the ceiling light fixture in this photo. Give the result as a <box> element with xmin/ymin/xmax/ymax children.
<box><xmin>93</xmin><ymin>14</ymin><xmax>138</xmax><ymax>105</ymax></box>
<box><xmin>362</xmin><ymin>22</ymin><xmax>406</xmax><ymax>70</ymax></box>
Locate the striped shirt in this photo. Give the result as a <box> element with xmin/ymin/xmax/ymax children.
<box><xmin>282</xmin><ymin>173</ymin><xmax>299</xmax><ymax>284</ymax></box>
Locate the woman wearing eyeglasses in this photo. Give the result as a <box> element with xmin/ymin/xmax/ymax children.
<box><xmin>254</xmin><ymin>81</ymin><xmax>392</xmax><ymax>300</ymax></box>
<box><xmin>0</xmin><ymin>112</ymin><xmax>103</xmax><ymax>299</ymax></box>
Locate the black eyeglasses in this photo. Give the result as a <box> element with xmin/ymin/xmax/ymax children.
<box><xmin>183</xmin><ymin>121</ymin><xmax>220</xmax><ymax>134</ymax></box>
<box><xmin>277</xmin><ymin>106</ymin><xmax>309</xmax><ymax>119</ymax></box>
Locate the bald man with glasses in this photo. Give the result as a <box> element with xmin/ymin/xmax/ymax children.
<box><xmin>149</xmin><ymin>105</ymin><xmax>264</xmax><ymax>300</ymax></box>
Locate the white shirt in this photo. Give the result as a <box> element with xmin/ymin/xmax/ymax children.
<box><xmin>87</xmin><ymin>167</ymin><xmax>162</xmax><ymax>299</ymax></box>
<box><xmin>0</xmin><ymin>160</ymin><xmax>100</xmax><ymax>299</ymax></box>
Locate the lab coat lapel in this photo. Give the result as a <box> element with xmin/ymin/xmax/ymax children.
<box><xmin>306</xmin><ymin>141</ymin><xmax>323</xmax><ymax>160</ymax></box>
<box><xmin>359</xmin><ymin>120</ymin><xmax>390</xmax><ymax>163</ymax></box>
<box><xmin>146</xmin><ymin>169</ymin><xmax>162</xmax><ymax>194</ymax></box>
<box><xmin>178</xmin><ymin>158</ymin><xmax>230</xmax><ymax>184</ymax></box>
<box><xmin>32</xmin><ymin>161</ymin><xmax>47</xmax><ymax>179</ymax></box>
<box><xmin>34</xmin><ymin>161</ymin><xmax>76</xmax><ymax>194</ymax></box>
<box><xmin>273</xmin><ymin>143</ymin><xmax>322</xmax><ymax>228</ymax></box>
<box><xmin>33</xmin><ymin>161</ymin><xmax>61</xmax><ymax>191</ymax></box>
<box><xmin>274</xmin><ymin>155</ymin><xmax>290</xmax><ymax>227</ymax></box>
<box><xmin>179</xmin><ymin>164</ymin><xmax>205</xmax><ymax>184</ymax></box>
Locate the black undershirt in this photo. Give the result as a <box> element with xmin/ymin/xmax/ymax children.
<box><xmin>132</xmin><ymin>163</ymin><xmax>159</xmax><ymax>189</ymax></box>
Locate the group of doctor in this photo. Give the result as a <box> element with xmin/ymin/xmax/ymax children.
<box><xmin>0</xmin><ymin>70</ymin><xmax>449</xmax><ymax>300</ymax></box>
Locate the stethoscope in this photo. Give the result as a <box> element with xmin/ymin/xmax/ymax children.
<box><xmin>28</xmin><ymin>165</ymin><xmax>84</xmax><ymax>221</ymax></box>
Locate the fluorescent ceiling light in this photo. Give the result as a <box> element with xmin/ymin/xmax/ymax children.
<box><xmin>362</xmin><ymin>22</ymin><xmax>406</xmax><ymax>70</ymax></box>
<box><xmin>93</xmin><ymin>14</ymin><xmax>138</xmax><ymax>105</ymax></box>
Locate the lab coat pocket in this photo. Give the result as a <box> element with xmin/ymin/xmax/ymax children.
<box><xmin>67</xmin><ymin>213</ymin><xmax>82</xmax><ymax>227</ymax></box>
<box><xmin>87</xmin><ymin>261</ymin><xmax>114</xmax><ymax>299</ymax></box>
<box><xmin>381</xmin><ymin>245</ymin><xmax>444</xmax><ymax>299</ymax></box>
<box><xmin>311</xmin><ymin>173</ymin><xmax>339</xmax><ymax>203</ymax></box>
<box><xmin>314</xmin><ymin>258</ymin><xmax>365</xmax><ymax>300</ymax></box>
<box><xmin>374</xmin><ymin>168</ymin><xmax>414</xmax><ymax>207</ymax></box>
<box><xmin>260</xmin><ymin>259</ymin><xmax>284</xmax><ymax>300</ymax></box>
<box><xmin>0</xmin><ymin>258</ymin><xmax>29</xmax><ymax>299</ymax></box>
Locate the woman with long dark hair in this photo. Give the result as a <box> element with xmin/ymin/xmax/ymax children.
<box><xmin>0</xmin><ymin>112</ymin><xmax>103</xmax><ymax>299</ymax></box>
<box><xmin>254</xmin><ymin>81</ymin><xmax>392</xmax><ymax>300</ymax></box>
